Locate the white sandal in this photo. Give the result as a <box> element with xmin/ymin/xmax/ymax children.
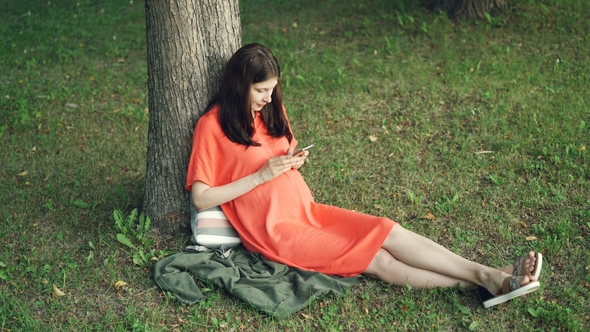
<box><xmin>479</xmin><ymin>276</ymin><xmax>541</xmax><ymax>308</ymax></box>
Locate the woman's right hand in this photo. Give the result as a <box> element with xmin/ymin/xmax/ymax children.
<box><xmin>255</xmin><ymin>155</ymin><xmax>300</xmax><ymax>184</ymax></box>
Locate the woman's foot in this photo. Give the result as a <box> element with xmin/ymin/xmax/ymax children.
<box><xmin>500</xmin><ymin>251</ymin><xmax>542</xmax><ymax>279</ymax></box>
<box><xmin>478</xmin><ymin>252</ymin><xmax>542</xmax><ymax>307</ymax></box>
<box><xmin>482</xmin><ymin>254</ymin><xmax>539</xmax><ymax>296</ymax></box>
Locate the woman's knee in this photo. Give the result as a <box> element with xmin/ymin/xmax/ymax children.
<box><xmin>364</xmin><ymin>249</ymin><xmax>398</xmax><ymax>277</ymax></box>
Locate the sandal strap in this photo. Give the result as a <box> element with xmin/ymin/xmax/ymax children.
<box><xmin>502</xmin><ymin>276</ymin><xmax>523</xmax><ymax>294</ymax></box>
<box><xmin>509</xmin><ymin>276</ymin><xmax>521</xmax><ymax>291</ymax></box>
<box><xmin>512</xmin><ymin>256</ymin><xmax>525</xmax><ymax>276</ymax></box>
<box><xmin>502</xmin><ymin>276</ymin><xmax>522</xmax><ymax>294</ymax></box>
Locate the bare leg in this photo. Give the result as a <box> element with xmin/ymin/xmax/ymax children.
<box><xmin>364</xmin><ymin>249</ymin><xmax>476</xmax><ymax>289</ymax></box>
<box><xmin>364</xmin><ymin>225</ymin><xmax>537</xmax><ymax>294</ymax></box>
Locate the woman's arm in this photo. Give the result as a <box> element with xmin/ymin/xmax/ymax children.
<box><xmin>191</xmin><ymin>152</ymin><xmax>308</xmax><ymax>211</ymax></box>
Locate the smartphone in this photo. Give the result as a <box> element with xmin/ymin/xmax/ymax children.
<box><xmin>293</xmin><ymin>144</ymin><xmax>315</xmax><ymax>157</ymax></box>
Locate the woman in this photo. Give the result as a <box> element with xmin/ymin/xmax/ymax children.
<box><xmin>186</xmin><ymin>43</ymin><xmax>542</xmax><ymax>308</ymax></box>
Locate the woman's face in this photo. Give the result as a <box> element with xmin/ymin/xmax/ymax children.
<box><xmin>249</xmin><ymin>77</ymin><xmax>278</xmax><ymax>112</ymax></box>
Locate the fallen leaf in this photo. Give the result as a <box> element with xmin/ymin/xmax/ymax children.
<box><xmin>368</xmin><ymin>135</ymin><xmax>378</xmax><ymax>142</ymax></box>
<box><xmin>579</xmin><ymin>145</ymin><xmax>586</xmax><ymax>151</ymax></box>
<box><xmin>423</xmin><ymin>212</ymin><xmax>436</xmax><ymax>221</ymax></box>
<box><xmin>520</xmin><ymin>222</ymin><xmax>527</xmax><ymax>228</ymax></box>
<box><xmin>525</xmin><ymin>236</ymin><xmax>538</xmax><ymax>241</ymax></box>
<box><xmin>53</xmin><ymin>284</ymin><xmax>66</xmax><ymax>298</ymax></box>
<box><xmin>18</xmin><ymin>171</ymin><xmax>28</xmax><ymax>177</ymax></box>
<box><xmin>115</xmin><ymin>280</ymin><xmax>128</xmax><ymax>290</ymax></box>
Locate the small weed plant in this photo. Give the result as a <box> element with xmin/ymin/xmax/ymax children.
<box><xmin>114</xmin><ymin>208</ymin><xmax>162</xmax><ymax>267</ymax></box>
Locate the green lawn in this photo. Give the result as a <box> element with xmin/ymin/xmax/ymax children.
<box><xmin>1</xmin><ymin>0</ymin><xmax>588</xmax><ymax>330</ymax></box>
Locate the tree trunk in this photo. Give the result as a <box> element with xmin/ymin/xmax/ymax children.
<box><xmin>143</xmin><ymin>0</ymin><xmax>241</xmax><ymax>236</ymax></box>
<box><xmin>428</xmin><ymin>0</ymin><xmax>506</xmax><ymax>19</ymax></box>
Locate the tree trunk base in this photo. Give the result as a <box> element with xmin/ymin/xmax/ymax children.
<box><xmin>143</xmin><ymin>0</ymin><xmax>241</xmax><ymax>237</ymax></box>
<box><xmin>428</xmin><ymin>0</ymin><xmax>506</xmax><ymax>19</ymax></box>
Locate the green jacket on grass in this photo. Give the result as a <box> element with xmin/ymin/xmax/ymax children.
<box><xmin>153</xmin><ymin>246</ymin><xmax>357</xmax><ymax>318</ymax></box>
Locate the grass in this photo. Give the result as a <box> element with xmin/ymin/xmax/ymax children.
<box><xmin>1</xmin><ymin>0</ymin><xmax>589</xmax><ymax>330</ymax></box>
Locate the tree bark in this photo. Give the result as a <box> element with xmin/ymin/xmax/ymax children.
<box><xmin>143</xmin><ymin>0</ymin><xmax>241</xmax><ymax>236</ymax></box>
<box><xmin>428</xmin><ymin>0</ymin><xmax>506</xmax><ymax>19</ymax></box>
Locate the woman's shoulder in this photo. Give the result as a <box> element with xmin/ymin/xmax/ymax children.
<box><xmin>195</xmin><ymin>105</ymin><xmax>225</xmax><ymax>139</ymax></box>
<box><xmin>197</xmin><ymin>105</ymin><xmax>221</xmax><ymax>126</ymax></box>
<box><xmin>201</xmin><ymin>105</ymin><xmax>220</xmax><ymax>119</ymax></box>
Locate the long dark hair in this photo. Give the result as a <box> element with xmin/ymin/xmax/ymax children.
<box><xmin>205</xmin><ymin>43</ymin><xmax>293</xmax><ymax>147</ymax></box>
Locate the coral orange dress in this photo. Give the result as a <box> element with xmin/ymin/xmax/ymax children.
<box><xmin>186</xmin><ymin>106</ymin><xmax>396</xmax><ymax>276</ymax></box>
